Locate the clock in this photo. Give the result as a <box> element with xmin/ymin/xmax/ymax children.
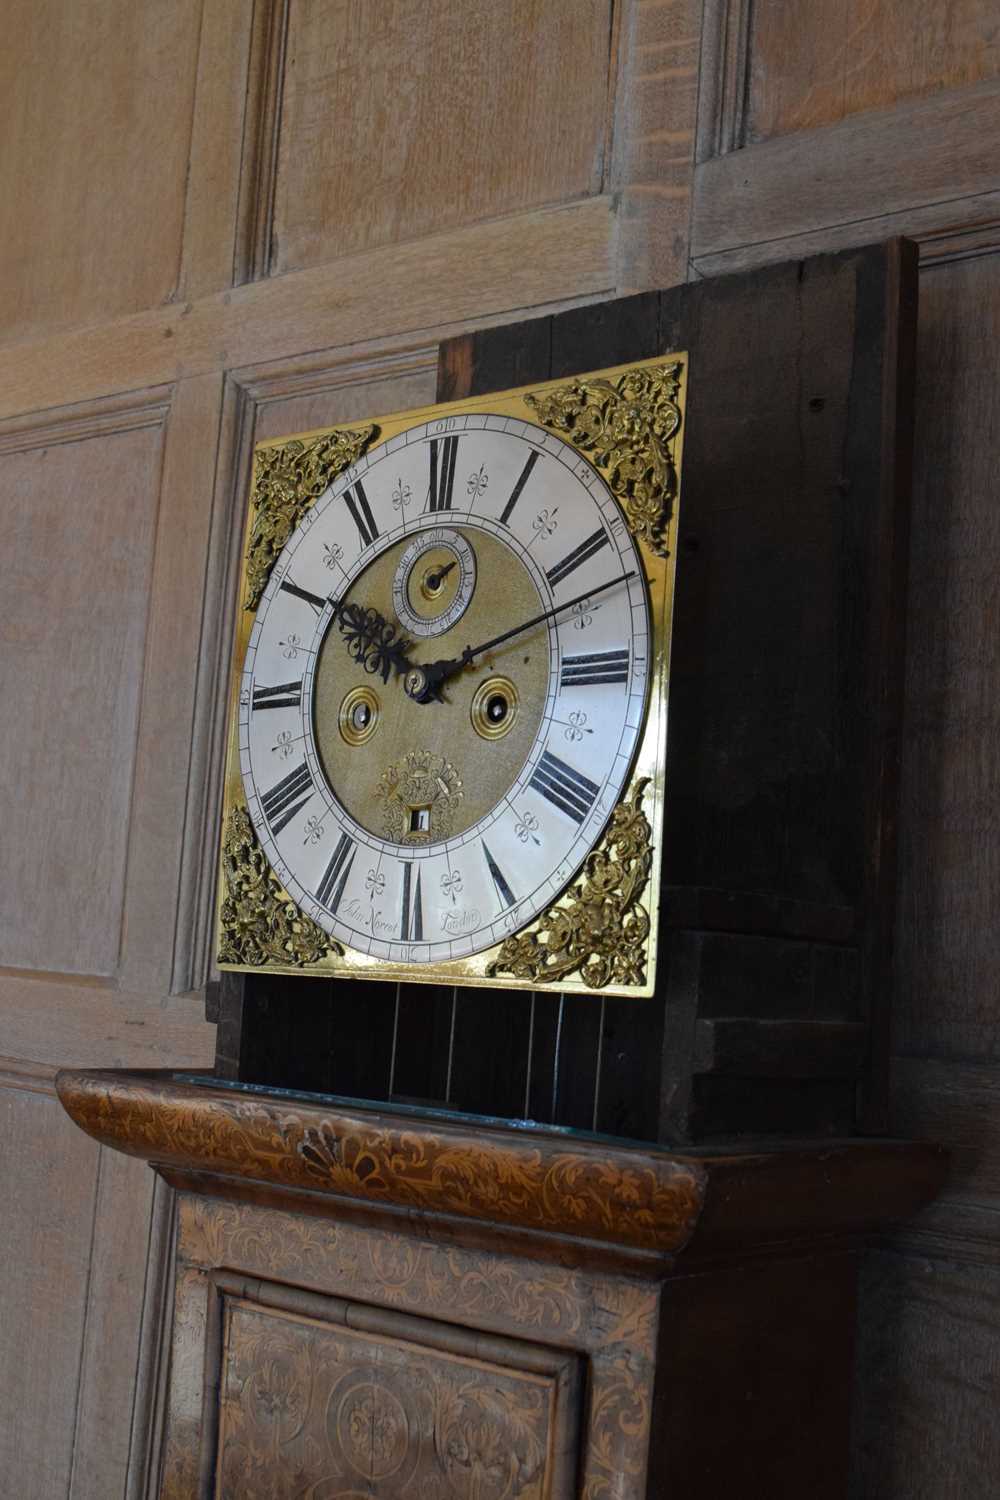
<box><xmin>215</xmin><ymin>354</ymin><xmax>687</xmax><ymax>997</ymax></box>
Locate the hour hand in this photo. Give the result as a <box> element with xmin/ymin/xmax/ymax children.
<box><xmin>330</xmin><ymin>599</ymin><xmax>413</xmax><ymax>684</ymax></box>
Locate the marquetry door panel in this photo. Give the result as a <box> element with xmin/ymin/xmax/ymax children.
<box><xmin>207</xmin><ymin>1275</ymin><xmax>582</xmax><ymax>1499</ymax></box>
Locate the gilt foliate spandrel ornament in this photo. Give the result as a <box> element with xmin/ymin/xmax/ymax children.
<box><xmin>218</xmin><ymin>805</ymin><xmax>343</xmax><ymax>967</ymax></box>
<box><xmin>245</xmin><ymin>423</ymin><xmax>380</xmax><ymax>609</ymax></box>
<box><xmin>525</xmin><ymin>362</ymin><xmax>682</xmax><ymax>557</ymax></box>
<box><xmin>487</xmin><ymin>778</ymin><xmax>653</xmax><ymax>990</ymax></box>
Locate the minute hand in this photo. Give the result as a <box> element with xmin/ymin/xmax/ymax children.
<box><xmin>405</xmin><ymin>570</ymin><xmax>638</xmax><ymax>702</ymax></box>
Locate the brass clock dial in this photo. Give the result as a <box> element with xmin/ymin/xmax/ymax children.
<box><xmin>218</xmin><ymin>355</ymin><xmax>687</xmax><ymax>995</ymax></box>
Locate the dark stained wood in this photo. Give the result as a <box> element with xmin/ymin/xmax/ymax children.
<box><xmin>894</xmin><ymin>256</ymin><xmax>1000</xmax><ymax>1063</ymax></box>
<box><xmin>652</xmin><ymin>1253</ymin><xmax>858</xmax><ymax>1499</ymax></box>
<box><xmin>447</xmin><ymin>987</ymin><xmax>533</xmax><ymax>1118</ymax></box>
<box><xmin>851</xmin><ymin>1249</ymin><xmax>1000</xmax><ymax>1498</ymax></box>
<box><xmin>693</xmin><ymin>1018</ymin><xmax>868</xmax><ymax>1077</ymax></box>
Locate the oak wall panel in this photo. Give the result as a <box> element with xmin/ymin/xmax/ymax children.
<box><xmin>0</xmin><ymin>400</ymin><xmax>167</xmax><ymax>978</ymax></box>
<box><xmin>745</xmin><ymin>0</ymin><xmax>1000</xmax><ymax>145</ymax></box>
<box><xmin>270</xmin><ymin>0</ymin><xmax>613</xmax><ymax>273</ymax></box>
<box><xmin>0</xmin><ymin>0</ymin><xmax>202</xmax><ymax>344</ymax></box>
<box><xmin>0</xmin><ymin>1086</ymin><xmax>100</xmax><ymax>1497</ymax></box>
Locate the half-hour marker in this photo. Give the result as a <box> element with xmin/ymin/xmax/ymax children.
<box><xmin>260</xmin><ymin>761</ymin><xmax>313</xmax><ymax>835</ymax></box>
<box><xmin>400</xmin><ymin>862</ymin><xmax>423</xmax><ymax>940</ymax></box>
<box><xmin>528</xmin><ymin>750</ymin><xmax>600</xmax><ymax>825</ymax></box>
<box><xmin>499</xmin><ymin>449</ymin><xmax>540</xmax><ymax>525</ymax></box>
<box><xmin>252</xmin><ymin>679</ymin><xmax>303</xmax><ymax>711</ymax></box>
<box><xmin>279</xmin><ymin>578</ymin><xmax>326</xmax><ymax>613</ymax></box>
<box><xmin>559</xmin><ymin>649</ymin><xmax>630</xmax><ymax>688</ymax></box>
<box><xmin>343</xmin><ymin>480</ymin><xmax>379</xmax><ymax>548</ymax></box>
<box><xmin>316</xmin><ymin>831</ymin><xmax>354</xmax><ymax>911</ymax></box>
<box><xmin>428</xmin><ymin>435</ymin><xmax>458</xmax><ymax>512</ymax></box>
<box><xmin>482</xmin><ymin>841</ymin><xmax>516</xmax><ymax>909</ymax></box>
<box><xmin>546</xmin><ymin>527</ymin><xmax>610</xmax><ymax>589</ymax></box>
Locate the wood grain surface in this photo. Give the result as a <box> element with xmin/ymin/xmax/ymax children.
<box><xmin>272</xmin><ymin>0</ymin><xmax>613</xmax><ymax>272</ymax></box>
<box><xmin>746</xmin><ymin>0</ymin><xmax>1000</xmax><ymax>144</ymax></box>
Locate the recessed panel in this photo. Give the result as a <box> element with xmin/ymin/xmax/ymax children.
<box><xmin>0</xmin><ymin>0</ymin><xmax>201</xmax><ymax>340</ymax></box>
<box><xmin>746</xmin><ymin>0</ymin><xmax>1000</xmax><ymax>142</ymax></box>
<box><xmin>213</xmin><ymin>1290</ymin><xmax>582</xmax><ymax>1498</ymax></box>
<box><xmin>271</xmin><ymin>0</ymin><xmax>612</xmax><ymax>270</ymax></box>
<box><xmin>0</xmin><ymin>420</ymin><xmax>163</xmax><ymax>974</ymax></box>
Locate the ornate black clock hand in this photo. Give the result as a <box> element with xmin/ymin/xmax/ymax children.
<box><xmin>404</xmin><ymin>569</ymin><xmax>638</xmax><ymax>703</ymax></box>
<box><xmin>329</xmin><ymin>599</ymin><xmax>413</xmax><ymax>683</ymax></box>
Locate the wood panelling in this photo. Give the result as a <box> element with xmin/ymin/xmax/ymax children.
<box><xmin>610</xmin><ymin>0</ymin><xmax>702</xmax><ymax>289</ymax></box>
<box><xmin>0</xmin><ymin>400</ymin><xmax>166</xmax><ymax>977</ymax></box>
<box><xmin>746</xmin><ymin>0</ymin><xmax>1000</xmax><ymax>145</ymax></box>
<box><xmin>0</xmin><ymin>196</ymin><xmax>615</xmax><ymax>425</ymax></box>
<box><xmin>892</xmin><ymin>1058</ymin><xmax>1000</xmax><ymax>1209</ymax></box>
<box><xmin>691</xmin><ymin>79</ymin><xmax>1000</xmax><ymax>270</ymax></box>
<box><xmin>67</xmin><ymin>1148</ymin><xmax>158</xmax><ymax>1498</ymax></box>
<box><xmin>0</xmin><ymin>1087</ymin><xmax>100</xmax><ymax>1496</ymax></box>
<box><xmin>894</xmin><ymin>256</ymin><xmax>1000</xmax><ymax>1060</ymax></box>
<box><xmin>250</xmin><ymin>355</ymin><xmax>438</xmax><ymax>442</ymax></box>
<box><xmin>851</xmin><ymin>1250</ymin><xmax>1000</xmax><ymax>1499</ymax></box>
<box><xmin>0</xmin><ymin>0</ymin><xmax>202</xmax><ymax>343</ymax></box>
<box><xmin>270</xmin><ymin>0</ymin><xmax>613</xmax><ymax>273</ymax></box>
<box><xmin>0</xmin><ymin>979</ymin><xmax>213</xmax><ymax>1073</ymax></box>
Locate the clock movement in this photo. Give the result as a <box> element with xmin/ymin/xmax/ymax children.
<box><xmin>216</xmin><ymin>356</ymin><xmax>687</xmax><ymax>998</ymax></box>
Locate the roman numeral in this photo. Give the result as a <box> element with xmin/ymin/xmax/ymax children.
<box><xmin>279</xmin><ymin>578</ymin><xmax>326</xmax><ymax>612</ymax></box>
<box><xmin>482</xmin><ymin>842</ymin><xmax>516</xmax><ymax>909</ymax></box>
<box><xmin>343</xmin><ymin>480</ymin><xmax>379</xmax><ymax>548</ymax></box>
<box><xmin>499</xmin><ymin>449</ymin><xmax>540</xmax><ymax>525</ymax></box>
<box><xmin>316</xmin><ymin>831</ymin><xmax>355</xmax><ymax>911</ymax></box>
<box><xmin>400</xmin><ymin>863</ymin><xmax>423</xmax><ymax>941</ymax></box>
<box><xmin>559</xmin><ymin>649</ymin><xmax>630</xmax><ymax>688</ymax></box>
<box><xmin>428</xmin><ymin>436</ymin><xmax>458</xmax><ymax>512</ymax></box>
<box><xmin>252</xmin><ymin>679</ymin><xmax>303</xmax><ymax>711</ymax></box>
<box><xmin>546</xmin><ymin>527</ymin><xmax>610</xmax><ymax>589</ymax></box>
<box><xmin>260</xmin><ymin>761</ymin><xmax>313</xmax><ymax>835</ymax></box>
<box><xmin>529</xmin><ymin>750</ymin><xmax>600</xmax><ymax>825</ymax></box>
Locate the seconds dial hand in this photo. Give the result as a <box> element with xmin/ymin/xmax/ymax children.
<box><xmin>404</xmin><ymin>569</ymin><xmax>639</xmax><ymax>703</ymax></box>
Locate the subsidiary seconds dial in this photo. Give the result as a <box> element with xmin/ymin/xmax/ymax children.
<box><xmin>238</xmin><ymin>415</ymin><xmax>651</xmax><ymax>965</ymax></box>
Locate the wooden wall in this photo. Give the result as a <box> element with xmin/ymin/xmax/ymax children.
<box><xmin>0</xmin><ymin>1</ymin><xmax>996</xmax><ymax>1495</ymax></box>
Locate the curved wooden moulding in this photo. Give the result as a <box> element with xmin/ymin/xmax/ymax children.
<box><xmin>56</xmin><ymin>1068</ymin><xmax>947</xmax><ymax>1263</ymax></box>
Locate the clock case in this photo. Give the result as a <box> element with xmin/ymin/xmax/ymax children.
<box><xmin>211</xmin><ymin>239</ymin><xmax>917</xmax><ymax>1146</ymax></box>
